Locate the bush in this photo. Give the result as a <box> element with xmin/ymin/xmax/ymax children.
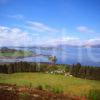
<box><xmin>87</xmin><ymin>89</ymin><xmax>100</xmax><ymax>100</ymax></box>
<box><xmin>36</xmin><ymin>85</ymin><xmax>43</xmax><ymax>90</ymax></box>
<box><xmin>51</xmin><ymin>87</ymin><xmax>63</xmax><ymax>94</ymax></box>
<box><xmin>45</xmin><ymin>84</ymin><xmax>52</xmax><ymax>91</ymax></box>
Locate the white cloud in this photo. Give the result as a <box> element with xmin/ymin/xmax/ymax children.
<box><xmin>0</xmin><ymin>25</ymin><xmax>34</xmax><ymax>46</ymax></box>
<box><xmin>42</xmin><ymin>37</ymin><xmax>81</xmax><ymax>46</ymax></box>
<box><xmin>85</xmin><ymin>38</ymin><xmax>100</xmax><ymax>45</ymax></box>
<box><xmin>0</xmin><ymin>26</ymin><xmax>82</xmax><ymax>46</ymax></box>
<box><xmin>27</xmin><ymin>21</ymin><xmax>59</xmax><ymax>33</ymax></box>
<box><xmin>77</xmin><ymin>26</ymin><xmax>95</xmax><ymax>34</ymax></box>
<box><xmin>0</xmin><ymin>25</ymin><xmax>100</xmax><ymax>47</ymax></box>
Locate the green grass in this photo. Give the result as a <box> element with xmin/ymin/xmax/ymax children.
<box><xmin>87</xmin><ymin>89</ymin><xmax>100</xmax><ymax>100</ymax></box>
<box><xmin>0</xmin><ymin>51</ymin><xmax>33</xmax><ymax>58</ymax></box>
<box><xmin>0</xmin><ymin>73</ymin><xmax>100</xmax><ymax>96</ymax></box>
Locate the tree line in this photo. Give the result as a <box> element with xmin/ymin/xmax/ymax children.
<box><xmin>70</xmin><ymin>63</ymin><xmax>100</xmax><ymax>80</ymax></box>
<box><xmin>0</xmin><ymin>62</ymin><xmax>50</xmax><ymax>74</ymax></box>
<box><xmin>0</xmin><ymin>62</ymin><xmax>100</xmax><ymax>80</ymax></box>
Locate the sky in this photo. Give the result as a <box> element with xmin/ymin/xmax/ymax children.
<box><xmin>0</xmin><ymin>0</ymin><xmax>100</xmax><ymax>46</ymax></box>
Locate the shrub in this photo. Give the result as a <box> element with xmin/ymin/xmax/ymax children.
<box><xmin>51</xmin><ymin>87</ymin><xmax>63</xmax><ymax>94</ymax></box>
<box><xmin>28</xmin><ymin>83</ymin><xmax>32</xmax><ymax>89</ymax></box>
<box><xmin>44</xmin><ymin>84</ymin><xmax>64</xmax><ymax>94</ymax></box>
<box><xmin>36</xmin><ymin>85</ymin><xmax>43</xmax><ymax>90</ymax></box>
<box><xmin>87</xmin><ymin>89</ymin><xmax>100</xmax><ymax>100</ymax></box>
<box><xmin>44</xmin><ymin>84</ymin><xmax>53</xmax><ymax>92</ymax></box>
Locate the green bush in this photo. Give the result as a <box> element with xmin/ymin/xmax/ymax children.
<box><xmin>44</xmin><ymin>84</ymin><xmax>53</xmax><ymax>92</ymax></box>
<box><xmin>51</xmin><ymin>87</ymin><xmax>63</xmax><ymax>94</ymax></box>
<box><xmin>43</xmin><ymin>84</ymin><xmax>64</xmax><ymax>94</ymax></box>
<box><xmin>36</xmin><ymin>85</ymin><xmax>43</xmax><ymax>90</ymax></box>
<box><xmin>87</xmin><ymin>89</ymin><xmax>100</xmax><ymax>100</ymax></box>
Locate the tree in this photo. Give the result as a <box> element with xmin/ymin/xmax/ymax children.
<box><xmin>70</xmin><ymin>63</ymin><xmax>81</xmax><ymax>77</ymax></box>
<box><xmin>0</xmin><ymin>47</ymin><xmax>9</xmax><ymax>53</ymax></box>
<box><xmin>48</xmin><ymin>56</ymin><xmax>57</xmax><ymax>65</ymax></box>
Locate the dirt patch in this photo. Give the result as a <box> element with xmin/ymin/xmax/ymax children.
<box><xmin>0</xmin><ymin>83</ymin><xmax>86</xmax><ymax>100</ymax></box>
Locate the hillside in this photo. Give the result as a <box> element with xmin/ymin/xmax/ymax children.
<box><xmin>0</xmin><ymin>47</ymin><xmax>33</xmax><ymax>59</ymax></box>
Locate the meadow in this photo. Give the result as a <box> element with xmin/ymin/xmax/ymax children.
<box><xmin>0</xmin><ymin>51</ymin><xmax>33</xmax><ymax>58</ymax></box>
<box><xmin>0</xmin><ymin>72</ymin><xmax>100</xmax><ymax>96</ymax></box>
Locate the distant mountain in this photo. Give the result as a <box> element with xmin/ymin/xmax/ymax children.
<box><xmin>56</xmin><ymin>44</ymin><xmax>80</xmax><ymax>48</ymax></box>
<box><xmin>35</xmin><ymin>44</ymin><xmax>81</xmax><ymax>49</ymax></box>
<box><xmin>83</xmin><ymin>44</ymin><xmax>100</xmax><ymax>48</ymax></box>
<box><xmin>0</xmin><ymin>44</ymin><xmax>85</xmax><ymax>49</ymax></box>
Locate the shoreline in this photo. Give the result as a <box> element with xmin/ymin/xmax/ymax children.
<box><xmin>0</xmin><ymin>61</ymin><xmax>100</xmax><ymax>67</ymax></box>
<box><xmin>0</xmin><ymin>53</ymin><xmax>51</xmax><ymax>59</ymax></box>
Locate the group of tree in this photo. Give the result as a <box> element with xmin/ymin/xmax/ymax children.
<box><xmin>0</xmin><ymin>62</ymin><xmax>49</xmax><ymax>74</ymax></box>
<box><xmin>0</xmin><ymin>61</ymin><xmax>100</xmax><ymax>80</ymax></box>
<box><xmin>0</xmin><ymin>47</ymin><xmax>16</xmax><ymax>53</ymax></box>
<box><xmin>48</xmin><ymin>56</ymin><xmax>57</xmax><ymax>65</ymax></box>
<box><xmin>70</xmin><ymin>63</ymin><xmax>100</xmax><ymax>80</ymax></box>
<box><xmin>0</xmin><ymin>62</ymin><xmax>69</xmax><ymax>74</ymax></box>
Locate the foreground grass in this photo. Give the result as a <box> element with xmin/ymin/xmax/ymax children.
<box><xmin>0</xmin><ymin>73</ymin><xmax>100</xmax><ymax>96</ymax></box>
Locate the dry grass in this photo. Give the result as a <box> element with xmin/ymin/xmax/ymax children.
<box><xmin>0</xmin><ymin>73</ymin><xmax>100</xmax><ymax>96</ymax></box>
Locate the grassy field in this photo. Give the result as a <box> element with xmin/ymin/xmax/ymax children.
<box><xmin>0</xmin><ymin>51</ymin><xmax>33</xmax><ymax>58</ymax></box>
<box><xmin>0</xmin><ymin>73</ymin><xmax>100</xmax><ymax>96</ymax></box>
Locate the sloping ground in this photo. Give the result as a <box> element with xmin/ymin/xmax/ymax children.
<box><xmin>0</xmin><ymin>73</ymin><xmax>100</xmax><ymax>96</ymax></box>
<box><xmin>0</xmin><ymin>83</ymin><xmax>86</xmax><ymax>100</ymax></box>
<box><xmin>0</xmin><ymin>50</ymin><xmax>33</xmax><ymax>59</ymax></box>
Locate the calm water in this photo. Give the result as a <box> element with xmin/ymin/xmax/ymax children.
<box><xmin>0</xmin><ymin>47</ymin><xmax>100</xmax><ymax>66</ymax></box>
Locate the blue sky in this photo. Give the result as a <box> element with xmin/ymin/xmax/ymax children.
<box><xmin>0</xmin><ymin>0</ymin><xmax>100</xmax><ymax>46</ymax></box>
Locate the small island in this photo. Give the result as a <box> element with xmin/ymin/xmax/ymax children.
<box><xmin>0</xmin><ymin>47</ymin><xmax>33</xmax><ymax>59</ymax></box>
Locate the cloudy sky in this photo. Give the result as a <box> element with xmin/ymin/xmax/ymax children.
<box><xmin>0</xmin><ymin>0</ymin><xmax>100</xmax><ymax>46</ymax></box>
